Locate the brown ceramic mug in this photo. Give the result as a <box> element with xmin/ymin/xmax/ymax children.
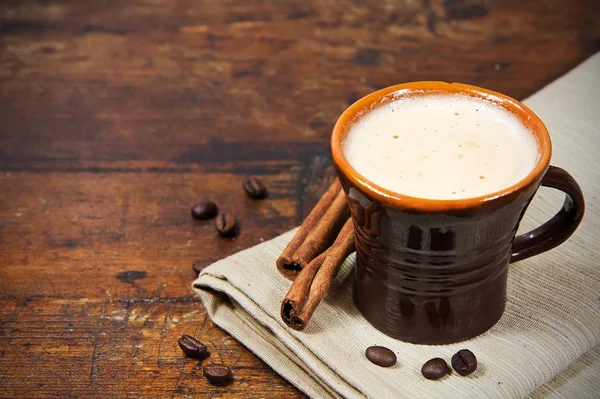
<box><xmin>330</xmin><ymin>82</ymin><xmax>585</xmax><ymax>344</ymax></box>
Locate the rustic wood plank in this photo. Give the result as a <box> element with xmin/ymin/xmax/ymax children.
<box><xmin>1</xmin><ymin>0</ymin><xmax>599</xmax><ymax>398</ymax></box>
<box><xmin>1</xmin><ymin>0</ymin><xmax>598</xmax><ymax>164</ymax></box>
<box><xmin>0</xmin><ymin>298</ymin><xmax>305</xmax><ymax>398</ymax></box>
<box><xmin>0</xmin><ymin>170</ymin><xmax>298</xmax><ymax>300</ymax></box>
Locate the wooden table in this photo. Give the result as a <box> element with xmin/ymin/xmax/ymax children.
<box><xmin>1</xmin><ymin>0</ymin><xmax>598</xmax><ymax>397</ymax></box>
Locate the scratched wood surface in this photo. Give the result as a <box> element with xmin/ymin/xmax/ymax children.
<box><xmin>0</xmin><ymin>0</ymin><xmax>598</xmax><ymax>398</ymax></box>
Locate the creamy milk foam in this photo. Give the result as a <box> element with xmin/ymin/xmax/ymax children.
<box><xmin>342</xmin><ymin>94</ymin><xmax>539</xmax><ymax>200</ymax></box>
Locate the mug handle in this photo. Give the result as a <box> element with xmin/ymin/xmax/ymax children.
<box><xmin>510</xmin><ymin>165</ymin><xmax>585</xmax><ymax>263</ymax></box>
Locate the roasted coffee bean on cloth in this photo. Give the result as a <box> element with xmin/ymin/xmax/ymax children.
<box><xmin>421</xmin><ymin>358</ymin><xmax>449</xmax><ymax>380</ymax></box>
<box><xmin>365</xmin><ymin>346</ymin><xmax>397</xmax><ymax>367</ymax></box>
<box><xmin>451</xmin><ymin>349</ymin><xmax>478</xmax><ymax>376</ymax></box>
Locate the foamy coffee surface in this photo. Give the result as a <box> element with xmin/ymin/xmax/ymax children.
<box><xmin>342</xmin><ymin>94</ymin><xmax>539</xmax><ymax>200</ymax></box>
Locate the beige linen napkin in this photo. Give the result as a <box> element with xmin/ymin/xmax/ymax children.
<box><xmin>193</xmin><ymin>53</ymin><xmax>600</xmax><ymax>399</ymax></box>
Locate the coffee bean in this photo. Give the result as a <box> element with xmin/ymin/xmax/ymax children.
<box><xmin>191</xmin><ymin>201</ymin><xmax>218</xmax><ymax>220</ymax></box>
<box><xmin>365</xmin><ymin>346</ymin><xmax>396</xmax><ymax>367</ymax></box>
<box><xmin>192</xmin><ymin>260</ymin><xmax>207</xmax><ymax>276</ymax></box>
<box><xmin>215</xmin><ymin>214</ymin><xmax>236</xmax><ymax>236</ymax></box>
<box><xmin>203</xmin><ymin>365</ymin><xmax>233</xmax><ymax>384</ymax></box>
<box><xmin>451</xmin><ymin>349</ymin><xmax>477</xmax><ymax>376</ymax></box>
<box><xmin>243</xmin><ymin>177</ymin><xmax>267</xmax><ymax>199</ymax></box>
<box><xmin>178</xmin><ymin>335</ymin><xmax>208</xmax><ymax>359</ymax></box>
<box><xmin>421</xmin><ymin>358</ymin><xmax>449</xmax><ymax>380</ymax></box>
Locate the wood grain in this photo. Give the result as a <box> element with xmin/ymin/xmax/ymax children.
<box><xmin>1</xmin><ymin>0</ymin><xmax>599</xmax><ymax>397</ymax></box>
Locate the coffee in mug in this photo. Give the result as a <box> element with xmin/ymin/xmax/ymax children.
<box><xmin>342</xmin><ymin>94</ymin><xmax>539</xmax><ymax>200</ymax></box>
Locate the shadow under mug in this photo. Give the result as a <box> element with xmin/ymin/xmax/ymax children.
<box><xmin>330</xmin><ymin>82</ymin><xmax>585</xmax><ymax>344</ymax></box>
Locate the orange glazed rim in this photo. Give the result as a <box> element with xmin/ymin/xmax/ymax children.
<box><xmin>330</xmin><ymin>82</ymin><xmax>552</xmax><ymax>212</ymax></box>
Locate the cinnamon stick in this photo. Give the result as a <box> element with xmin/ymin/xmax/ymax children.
<box><xmin>276</xmin><ymin>179</ymin><xmax>347</xmax><ymax>280</ymax></box>
<box><xmin>281</xmin><ymin>219</ymin><xmax>355</xmax><ymax>330</ymax></box>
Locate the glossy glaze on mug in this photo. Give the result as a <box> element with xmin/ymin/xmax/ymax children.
<box><xmin>343</xmin><ymin>178</ymin><xmax>540</xmax><ymax>343</ymax></box>
<box><xmin>331</xmin><ymin>82</ymin><xmax>584</xmax><ymax>344</ymax></box>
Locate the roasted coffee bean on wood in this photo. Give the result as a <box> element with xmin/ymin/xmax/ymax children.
<box><xmin>365</xmin><ymin>346</ymin><xmax>396</xmax><ymax>367</ymax></box>
<box><xmin>191</xmin><ymin>201</ymin><xmax>218</xmax><ymax>220</ymax></box>
<box><xmin>451</xmin><ymin>349</ymin><xmax>478</xmax><ymax>376</ymax></box>
<box><xmin>243</xmin><ymin>177</ymin><xmax>267</xmax><ymax>199</ymax></box>
<box><xmin>421</xmin><ymin>358</ymin><xmax>449</xmax><ymax>380</ymax></box>
<box><xmin>203</xmin><ymin>365</ymin><xmax>233</xmax><ymax>384</ymax></box>
<box><xmin>215</xmin><ymin>214</ymin><xmax>237</xmax><ymax>236</ymax></box>
<box><xmin>192</xmin><ymin>260</ymin><xmax>208</xmax><ymax>276</ymax></box>
<box><xmin>178</xmin><ymin>335</ymin><xmax>209</xmax><ymax>359</ymax></box>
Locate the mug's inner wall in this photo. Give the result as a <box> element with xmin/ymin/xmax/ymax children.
<box><xmin>340</xmin><ymin>90</ymin><xmax>542</xmax><ymax>200</ymax></box>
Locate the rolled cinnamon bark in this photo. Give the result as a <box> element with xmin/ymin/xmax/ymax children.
<box><xmin>276</xmin><ymin>179</ymin><xmax>348</xmax><ymax>280</ymax></box>
<box><xmin>281</xmin><ymin>219</ymin><xmax>355</xmax><ymax>330</ymax></box>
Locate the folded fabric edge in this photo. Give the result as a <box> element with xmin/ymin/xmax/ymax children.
<box><xmin>229</xmin><ymin>300</ymin><xmax>346</xmax><ymax>399</ymax></box>
<box><xmin>193</xmin><ymin>279</ymin><xmax>333</xmax><ymax>399</ymax></box>
<box><xmin>528</xmin><ymin>343</ymin><xmax>600</xmax><ymax>398</ymax></box>
<box><xmin>193</xmin><ymin>274</ymin><xmax>366</xmax><ymax>399</ymax></box>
